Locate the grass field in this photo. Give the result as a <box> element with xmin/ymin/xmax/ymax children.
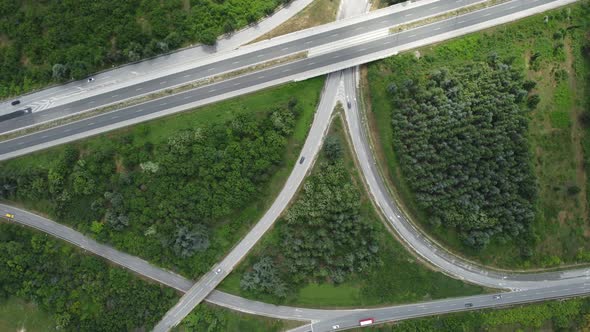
<box><xmin>0</xmin><ymin>77</ymin><xmax>325</xmax><ymax>278</ymax></box>
<box><xmin>219</xmin><ymin>114</ymin><xmax>484</xmax><ymax>307</ymax></box>
<box><xmin>0</xmin><ymin>298</ymin><xmax>55</xmax><ymax>332</ymax></box>
<box><xmin>252</xmin><ymin>0</ymin><xmax>341</xmax><ymax>43</ymax></box>
<box><xmin>364</xmin><ymin>2</ymin><xmax>590</xmax><ymax>268</ymax></box>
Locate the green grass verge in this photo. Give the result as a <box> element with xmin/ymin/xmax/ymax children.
<box><xmin>219</xmin><ymin>114</ymin><xmax>484</xmax><ymax>307</ymax></box>
<box><xmin>0</xmin><ymin>297</ymin><xmax>56</xmax><ymax>332</ymax></box>
<box><xmin>365</xmin><ymin>2</ymin><xmax>590</xmax><ymax>268</ymax></box>
<box><xmin>175</xmin><ymin>303</ymin><xmax>303</xmax><ymax>332</ymax></box>
<box><xmin>353</xmin><ymin>296</ymin><xmax>590</xmax><ymax>331</ymax></box>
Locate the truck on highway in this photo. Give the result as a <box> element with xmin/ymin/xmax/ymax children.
<box><xmin>359</xmin><ymin>318</ymin><xmax>374</xmax><ymax>326</ymax></box>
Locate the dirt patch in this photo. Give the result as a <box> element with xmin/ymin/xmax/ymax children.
<box><xmin>182</xmin><ymin>0</ymin><xmax>190</xmax><ymax>11</ymax></box>
<box><xmin>20</xmin><ymin>54</ymin><xmax>30</xmax><ymax>66</ymax></box>
<box><xmin>251</xmin><ymin>0</ymin><xmax>340</xmax><ymax>43</ymax></box>
<box><xmin>115</xmin><ymin>158</ymin><xmax>125</xmax><ymax>174</ymax></box>
<box><xmin>136</xmin><ymin>16</ymin><xmax>151</xmax><ymax>35</ymax></box>
<box><xmin>558</xmin><ymin>210</ymin><xmax>569</xmax><ymax>225</ymax></box>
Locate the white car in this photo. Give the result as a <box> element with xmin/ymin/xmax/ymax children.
<box><xmin>215</xmin><ymin>268</ymin><xmax>222</xmax><ymax>274</ymax></box>
<box><xmin>332</xmin><ymin>325</ymin><xmax>340</xmax><ymax>330</ymax></box>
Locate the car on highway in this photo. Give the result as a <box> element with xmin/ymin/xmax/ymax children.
<box><xmin>11</xmin><ymin>100</ymin><xmax>20</xmax><ymax>106</ymax></box>
<box><xmin>332</xmin><ymin>324</ymin><xmax>340</xmax><ymax>330</ymax></box>
<box><xmin>299</xmin><ymin>156</ymin><xmax>305</xmax><ymax>164</ymax></box>
<box><xmin>215</xmin><ymin>268</ymin><xmax>222</xmax><ymax>274</ymax></box>
<box><xmin>493</xmin><ymin>294</ymin><xmax>502</xmax><ymax>300</ymax></box>
<box><xmin>4</xmin><ymin>213</ymin><xmax>14</xmax><ymax>219</ymax></box>
<box><xmin>346</xmin><ymin>97</ymin><xmax>351</xmax><ymax>108</ymax></box>
<box><xmin>359</xmin><ymin>318</ymin><xmax>374</xmax><ymax>326</ymax></box>
<box><xmin>87</xmin><ymin>77</ymin><xmax>95</xmax><ymax>82</ymax></box>
<box><xmin>464</xmin><ymin>303</ymin><xmax>473</xmax><ymax>308</ymax></box>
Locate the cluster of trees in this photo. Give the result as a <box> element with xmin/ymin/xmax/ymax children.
<box><xmin>0</xmin><ymin>101</ymin><xmax>301</xmax><ymax>277</ymax></box>
<box><xmin>180</xmin><ymin>303</ymin><xmax>287</xmax><ymax>332</ymax></box>
<box><xmin>388</xmin><ymin>58</ymin><xmax>538</xmax><ymax>249</ymax></box>
<box><xmin>240</xmin><ymin>139</ymin><xmax>380</xmax><ymax>297</ymax></box>
<box><xmin>0</xmin><ymin>0</ymin><xmax>287</xmax><ymax>98</ymax></box>
<box><xmin>0</xmin><ymin>223</ymin><xmax>177</xmax><ymax>331</ymax></box>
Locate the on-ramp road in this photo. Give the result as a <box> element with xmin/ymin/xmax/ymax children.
<box><xmin>151</xmin><ymin>71</ymin><xmax>342</xmax><ymax>332</ymax></box>
<box><xmin>0</xmin><ymin>0</ymin><xmax>578</xmax><ymax>163</ymax></box>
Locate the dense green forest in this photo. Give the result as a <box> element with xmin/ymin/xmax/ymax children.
<box><xmin>221</xmin><ymin>120</ymin><xmax>483</xmax><ymax>306</ymax></box>
<box><xmin>367</xmin><ymin>2</ymin><xmax>590</xmax><ymax>267</ymax></box>
<box><xmin>239</xmin><ymin>149</ymin><xmax>381</xmax><ymax>297</ymax></box>
<box><xmin>388</xmin><ymin>60</ymin><xmax>537</xmax><ymax>249</ymax></box>
<box><xmin>0</xmin><ymin>78</ymin><xmax>323</xmax><ymax>278</ymax></box>
<box><xmin>360</xmin><ymin>297</ymin><xmax>590</xmax><ymax>332</ymax></box>
<box><xmin>0</xmin><ymin>0</ymin><xmax>286</xmax><ymax>98</ymax></box>
<box><xmin>0</xmin><ymin>223</ymin><xmax>178</xmax><ymax>331</ymax></box>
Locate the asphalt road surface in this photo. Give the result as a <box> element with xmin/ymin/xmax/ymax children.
<box><xmin>0</xmin><ymin>203</ymin><xmax>350</xmax><ymax>321</ymax></box>
<box><xmin>1</xmin><ymin>1</ymin><xmax>587</xmax><ymax>331</ymax></box>
<box><xmin>151</xmin><ymin>71</ymin><xmax>341</xmax><ymax>332</ymax></box>
<box><xmin>0</xmin><ymin>0</ymin><xmax>569</xmax><ymax>161</ymax></box>
<box><xmin>311</xmin><ymin>282</ymin><xmax>590</xmax><ymax>332</ymax></box>
<box><xmin>0</xmin><ymin>0</ymin><xmax>488</xmax><ymax>135</ymax></box>
<box><xmin>7</xmin><ymin>201</ymin><xmax>590</xmax><ymax>332</ymax></box>
<box><xmin>342</xmin><ymin>62</ymin><xmax>590</xmax><ymax>290</ymax></box>
<box><xmin>0</xmin><ymin>0</ymin><xmax>317</xmax><ymax>116</ymax></box>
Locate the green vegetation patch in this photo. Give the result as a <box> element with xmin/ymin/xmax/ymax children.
<box><xmin>0</xmin><ymin>78</ymin><xmax>324</xmax><ymax>279</ymax></box>
<box><xmin>366</xmin><ymin>2</ymin><xmax>590</xmax><ymax>267</ymax></box>
<box><xmin>0</xmin><ymin>223</ymin><xmax>178</xmax><ymax>331</ymax></box>
<box><xmin>0</xmin><ymin>297</ymin><xmax>56</xmax><ymax>332</ymax></box>
<box><xmin>0</xmin><ymin>0</ymin><xmax>288</xmax><ymax>98</ymax></box>
<box><xmin>176</xmin><ymin>304</ymin><xmax>301</xmax><ymax>332</ymax></box>
<box><xmin>358</xmin><ymin>297</ymin><xmax>590</xmax><ymax>332</ymax></box>
<box><xmin>220</xmin><ymin>118</ymin><xmax>483</xmax><ymax>307</ymax></box>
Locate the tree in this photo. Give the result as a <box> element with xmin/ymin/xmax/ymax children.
<box><xmin>52</xmin><ymin>63</ymin><xmax>68</xmax><ymax>81</ymax></box>
<box><xmin>199</xmin><ymin>30</ymin><xmax>217</xmax><ymax>46</ymax></box>
<box><xmin>240</xmin><ymin>257</ymin><xmax>287</xmax><ymax>298</ymax></box>
<box><xmin>527</xmin><ymin>94</ymin><xmax>541</xmax><ymax>109</ymax></box>
<box><xmin>324</xmin><ymin>136</ymin><xmax>343</xmax><ymax>161</ymax></box>
<box><xmin>173</xmin><ymin>225</ymin><xmax>210</xmax><ymax>258</ymax></box>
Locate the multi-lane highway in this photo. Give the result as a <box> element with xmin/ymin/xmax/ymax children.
<box><xmin>8</xmin><ymin>201</ymin><xmax>590</xmax><ymax>332</ymax></box>
<box><xmin>0</xmin><ymin>0</ymin><xmax>577</xmax><ymax>162</ymax></box>
<box><xmin>0</xmin><ymin>0</ymin><xmax>317</xmax><ymax>116</ymax></box>
<box><xmin>0</xmin><ymin>0</ymin><xmax>479</xmax><ymax>136</ymax></box>
<box><xmin>311</xmin><ymin>282</ymin><xmax>590</xmax><ymax>331</ymax></box>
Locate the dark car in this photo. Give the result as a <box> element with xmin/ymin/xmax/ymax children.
<box><xmin>299</xmin><ymin>156</ymin><xmax>305</xmax><ymax>164</ymax></box>
<box><xmin>465</xmin><ymin>303</ymin><xmax>473</xmax><ymax>308</ymax></box>
<box><xmin>11</xmin><ymin>100</ymin><xmax>20</xmax><ymax>106</ymax></box>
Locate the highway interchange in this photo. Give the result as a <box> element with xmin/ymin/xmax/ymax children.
<box><xmin>1</xmin><ymin>0</ymin><xmax>589</xmax><ymax>331</ymax></box>
<box><xmin>0</xmin><ymin>0</ymin><xmax>480</xmax><ymax>133</ymax></box>
<box><xmin>0</xmin><ymin>0</ymin><xmax>536</xmax><ymax>160</ymax></box>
